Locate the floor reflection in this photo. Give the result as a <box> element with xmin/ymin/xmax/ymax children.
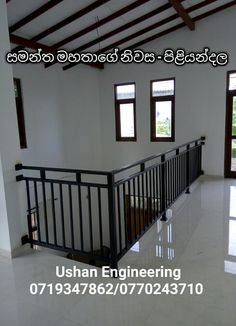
<box><xmin>224</xmin><ymin>185</ymin><xmax>236</xmax><ymax>275</ymax></box>
<box><xmin>228</xmin><ymin>220</ymin><xmax>236</xmax><ymax>256</ymax></box>
<box><xmin>224</xmin><ymin>260</ymin><xmax>236</xmax><ymax>275</ymax></box>
<box><xmin>229</xmin><ymin>186</ymin><xmax>236</xmax><ymax>217</ymax></box>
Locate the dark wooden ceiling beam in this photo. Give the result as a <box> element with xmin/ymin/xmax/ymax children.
<box><xmin>9</xmin><ymin>0</ymin><xmax>64</xmax><ymax>33</ymax></box>
<box><xmin>62</xmin><ymin>0</ymin><xmax>216</xmax><ymax>70</ymax></box>
<box><xmin>9</xmin><ymin>34</ymin><xmax>104</xmax><ymax>70</ymax></box>
<box><xmin>47</xmin><ymin>0</ymin><xmax>213</xmax><ymax>69</ymax></box>
<box><xmin>26</xmin><ymin>0</ymin><xmax>110</xmax><ymax>42</ymax></box>
<box><xmin>53</xmin><ymin>0</ymin><xmax>151</xmax><ymax>48</ymax></box>
<box><xmin>12</xmin><ymin>0</ymin><xmax>110</xmax><ymax>53</ymax></box>
<box><xmin>128</xmin><ymin>0</ymin><xmax>236</xmax><ymax>50</ymax></box>
<box><xmin>45</xmin><ymin>1</ymin><xmax>179</xmax><ymax>68</ymax></box>
<box><xmin>10</xmin><ymin>34</ymin><xmax>56</xmax><ymax>52</ymax></box>
<box><xmin>70</xmin><ymin>1</ymin><xmax>183</xmax><ymax>53</ymax></box>
<box><xmin>192</xmin><ymin>0</ymin><xmax>236</xmax><ymax>21</ymax></box>
<box><xmin>62</xmin><ymin>0</ymin><xmax>225</xmax><ymax>71</ymax></box>
<box><xmin>169</xmin><ymin>0</ymin><xmax>195</xmax><ymax>30</ymax></box>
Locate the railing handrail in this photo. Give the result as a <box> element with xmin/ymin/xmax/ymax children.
<box><xmin>15</xmin><ymin>164</ymin><xmax>110</xmax><ymax>176</ymax></box>
<box><xmin>111</xmin><ymin>136</ymin><xmax>205</xmax><ymax>175</ymax></box>
<box><xmin>15</xmin><ymin>136</ymin><xmax>205</xmax><ymax>179</ymax></box>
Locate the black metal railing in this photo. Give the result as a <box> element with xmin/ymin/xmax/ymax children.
<box><xmin>16</xmin><ymin>137</ymin><xmax>205</xmax><ymax>269</ymax></box>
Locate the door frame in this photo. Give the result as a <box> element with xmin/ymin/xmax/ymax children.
<box><xmin>225</xmin><ymin>70</ymin><xmax>236</xmax><ymax>178</ymax></box>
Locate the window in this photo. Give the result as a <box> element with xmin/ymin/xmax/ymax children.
<box><xmin>114</xmin><ymin>83</ymin><xmax>136</xmax><ymax>141</ymax></box>
<box><xmin>150</xmin><ymin>78</ymin><xmax>175</xmax><ymax>142</ymax></box>
<box><xmin>225</xmin><ymin>71</ymin><xmax>236</xmax><ymax>177</ymax></box>
<box><xmin>14</xmin><ymin>78</ymin><xmax>27</xmax><ymax>148</ymax></box>
<box><xmin>229</xmin><ymin>72</ymin><xmax>236</xmax><ymax>91</ymax></box>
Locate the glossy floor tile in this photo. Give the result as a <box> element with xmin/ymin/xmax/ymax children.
<box><xmin>1</xmin><ymin>176</ymin><xmax>236</xmax><ymax>326</ymax></box>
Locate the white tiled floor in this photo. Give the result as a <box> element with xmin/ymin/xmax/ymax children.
<box><xmin>1</xmin><ymin>176</ymin><xmax>236</xmax><ymax>326</ymax></box>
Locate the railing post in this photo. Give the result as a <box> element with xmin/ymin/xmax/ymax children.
<box><xmin>186</xmin><ymin>144</ymin><xmax>190</xmax><ymax>194</ymax></box>
<box><xmin>200</xmin><ymin>136</ymin><xmax>206</xmax><ymax>175</ymax></box>
<box><xmin>26</xmin><ymin>180</ymin><xmax>33</xmax><ymax>248</ymax></box>
<box><xmin>107</xmin><ymin>172</ymin><xmax>118</xmax><ymax>270</ymax></box>
<box><xmin>160</xmin><ymin>154</ymin><xmax>167</xmax><ymax>221</ymax></box>
<box><xmin>140</xmin><ymin>163</ymin><xmax>145</xmax><ymax>172</ymax></box>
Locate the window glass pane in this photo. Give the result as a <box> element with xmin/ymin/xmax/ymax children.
<box><xmin>120</xmin><ymin>103</ymin><xmax>135</xmax><ymax>137</ymax></box>
<box><xmin>152</xmin><ymin>80</ymin><xmax>174</xmax><ymax>97</ymax></box>
<box><xmin>232</xmin><ymin>97</ymin><xmax>236</xmax><ymax>136</ymax></box>
<box><xmin>229</xmin><ymin>73</ymin><xmax>236</xmax><ymax>90</ymax></box>
<box><xmin>231</xmin><ymin>140</ymin><xmax>236</xmax><ymax>172</ymax></box>
<box><xmin>116</xmin><ymin>84</ymin><xmax>135</xmax><ymax>99</ymax></box>
<box><xmin>155</xmin><ymin>101</ymin><xmax>172</xmax><ymax>138</ymax></box>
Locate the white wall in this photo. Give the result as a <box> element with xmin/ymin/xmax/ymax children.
<box><xmin>13</xmin><ymin>63</ymin><xmax>103</xmax><ymax>170</ymax></box>
<box><xmin>0</xmin><ymin>0</ymin><xmax>24</xmax><ymax>254</ymax></box>
<box><xmin>99</xmin><ymin>7</ymin><xmax>236</xmax><ymax>176</ymax></box>
<box><xmin>13</xmin><ymin>8</ymin><xmax>236</xmax><ymax>177</ymax></box>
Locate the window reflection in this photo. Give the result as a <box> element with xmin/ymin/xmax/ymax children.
<box><xmin>156</xmin><ymin>220</ymin><xmax>162</xmax><ymax>234</ymax></box>
<box><xmin>168</xmin><ymin>248</ymin><xmax>175</xmax><ymax>260</ymax></box>
<box><xmin>230</xmin><ymin>186</ymin><xmax>236</xmax><ymax>217</ymax></box>
<box><xmin>130</xmin><ymin>241</ymin><xmax>140</xmax><ymax>252</ymax></box>
<box><xmin>156</xmin><ymin>245</ymin><xmax>163</xmax><ymax>258</ymax></box>
<box><xmin>224</xmin><ymin>260</ymin><xmax>236</xmax><ymax>275</ymax></box>
<box><xmin>167</xmin><ymin>224</ymin><xmax>172</xmax><ymax>244</ymax></box>
<box><xmin>228</xmin><ymin>220</ymin><xmax>236</xmax><ymax>256</ymax></box>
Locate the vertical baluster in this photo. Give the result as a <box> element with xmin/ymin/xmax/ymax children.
<box><xmin>199</xmin><ymin>145</ymin><xmax>201</xmax><ymax>176</ymax></box>
<box><xmin>137</xmin><ymin>175</ymin><xmax>141</xmax><ymax>235</ymax></box>
<box><xmin>41</xmin><ymin>170</ymin><xmax>49</xmax><ymax>244</ymax></box>
<box><xmin>149</xmin><ymin>170</ymin><xmax>152</xmax><ymax>222</ymax></box>
<box><xmin>117</xmin><ymin>186</ymin><xmax>122</xmax><ymax>254</ymax></box>
<box><xmin>76</xmin><ymin>173</ymin><xmax>84</xmax><ymax>252</ymax></box>
<box><xmin>122</xmin><ymin>183</ymin><xmax>128</xmax><ymax>249</ymax></box>
<box><xmin>33</xmin><ymin>181</ymin><xmax>41</xmax><ymax>243</ymax></box>
<box><xmin>167</xmin><ymin>160</ymin><xmax>170</xmax><ymax>207</ymax></box>
<box><xmin>68</xmin><ymin>184</ymin><xmax>75</xmax><ymax>250</ymax></box>
<box><xmin>200</xmin><ymin>141</ymin><xmax>203</xmax><ymax>175</ymax></box>
<box><xmin>184</xmin><ymin>152</ymin><xmax>186</xmax><ymax>190</ymax></box>
<box><xmin>155</xmin><ymin>166</ymin><xmax>160</xmax><ymax>217</ymax></box>
<box><xmin>175</xmin><ymin>156</ymin><xmax>178</xmax><ymax>197</ymax></box>
<box><xmin>198</xmin><ymin>143</ymin><xmax>200</xmax><ymax>178</ymax></box>
<box><xmin>98</xmin><ymin>188</ymin><xmax>104</xmax><ymax>254</ymax></box>
<box><xmin>128</xmin><ymin>180</ymin><xmax>132</xmax><ymax>242</ymax></box>
<box><xmin>142</xmin><ymin>173</ymin><xmax>145</xmax><ymax>229</ymax></box>
<box><xmin>133</xmin><ymin>178</ymin><xmax>137</xmax><ymax>238</ymax></box>
<box><xmin>175</xmin><ymin>149</ymin><xmax>179</xmax><ymax>198</ymax></box>
<box><xmin>172</xmin><ymin>158</ymin><xmax>175</xmax><ymax>202</ymax></box>
<box><xmin>87</xmin><ymin>186</ymin><xmax>93</xmax><ymax>253</ymax></box>
<box><xmin>152</xmin><ymin>168</ymin><xmax>156</xmax><ymax>219</ymax></box>
<box><xmin>107</xmin><ymin>173</ymin><xmax>118</xmax><ymax>269</ymax></box>
<box><xmin>186</xmin><ymin>145</ymin><xmax>190</xmax><ymax>194</ymax></box>
<box><xmin>161</xmin><ymin>155</ymin><xmax>167</xmax><ymax>221</ymax></box>
<box><xmin>165</xmin><ymin>161</ymin><xmax>168</xmax><ymax>208</ymax></box>
<box><xmin>145</xmin><ymin>171</ymin><xmax>150</xmax><ymax>224</ymax></box>
<box><xmin>50</xmin><ymin>183</ymin><xmax>57</xmax><ymax>246</ymax></box>
<box><xmin>178</xmin><ymin>154</ymin><xmax>181</xmax><ymax>195</ymax></box>
<box><xmin>26</xmin><ymin>180</ymin><xmax>33</xmax><ymax>248</ymax></box>
<box><xmin>159</xmin><ymin>165</ymin><xmax>161</xmax><ymax>215</ymax></box>
<box><xmin>59</xmin><ymin>184</ymin><xmax>66</xmax><ymax>248</ymax></box>
<box><xmin>170</xmin><ymin>159</ymin><xmax>173</xmax><ymax>204</ymax></box>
